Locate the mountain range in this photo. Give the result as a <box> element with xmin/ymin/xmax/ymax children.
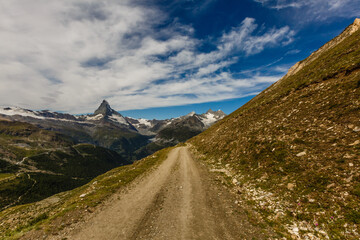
<box><xmin>0</xmin><ymin>100</ymin><xmax>225</xmax><ymax>160</ymax></box>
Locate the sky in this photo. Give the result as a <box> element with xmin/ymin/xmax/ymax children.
<box><xmin>0</xmin><ymin>0</ymin><xmax>359</xmax><ymax>119</ymax></box>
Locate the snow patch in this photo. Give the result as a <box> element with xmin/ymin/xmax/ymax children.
<box><xmin>109</xmin><ymin>114</ymin><xmax>128</xmax><ymax>125</ymax></box>
<box><xmin>85</xmin><ymin>114</ymin><xmax>103</xmax><ymax>121</ymax></box>
<box><xmin>0</xmin><ymin>107</ymin><xmax>44</xmax><ymax>119</ymax></box>
<box><xmin>0</xmin><ymin>107</ymin><xmax>89</xmax><ymax>124</ymax></box>
<box><xmin>137</xmin><ymin>118</ymin><xmax>152</xmax><ymax>127</ymax></box>
<box><xmin>200</xmin><ymin>112</ymin><xmax>217</xmax><ymax>126</ymax></box>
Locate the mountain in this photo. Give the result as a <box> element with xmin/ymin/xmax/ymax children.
<box><xmin>78</xmin><ymin>100</ymin><xmax>136</xmax><ymax>130</ymax></box>
<box><xmin>0</xmin><ymin>103</ymin><xmax>225</xmax><ymax>161</ymax></box>
<box><xmin>133</xmin><ymin>109</ymin><xmax>226</xmax><ymax>158</ymax></box>
<box><xmin>0</xmin><ymin>120</ymin><xmax>131</xmax><ymax>211</ymax></box>
<box><xmin>189</xmin><ymin>19</ymin><xmax>360</xmax><ymax>239</ymax></box>
<box><xmin>0</xmin><ymin>102</ymin><xmax>149</xmax><ymax>161</ymax></box>
<box><xmin>125</xmin><ymin>109</ymin><xmax>226</xmax><ymax>137</ymax></box>
<box><xmin>154</xmin><ymin>109</ymin><xmax>226</xmax><ymax>143</ymax></box>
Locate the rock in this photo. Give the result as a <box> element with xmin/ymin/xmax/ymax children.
<box><xmin>79</xmin><ymin>193</ymin><xmax>87</xmax><ymax>198</ymax></box>
<box><xmin>287</xmin><ymin>183</ymin><xmax>295</xmax><ymax>191</ymax></box>
<box><xmin>349</xmin><ymin>162</ymin><xmax>354</xmax><ymax>167</ymax></box>
<box><xmin>296</xmin><ymin>151</ymin><xmax>306</xmax><ymax>157</ymax></box>
<box><xmin>232</xmin><ymin>178</ymin><xmax>238</xmax><ymax>185</ymax></box>
<box><xmin>309</xmin><ymin>198</ymin><xmax>315</xmax><ymax>203</ymax></box>
<box><xmin>353</xmin><ymin>126</ymin><xmax>360</xmax><ymax>132</ymax></box>
<box><xmin>348</xmin><ymin>124</ymin><xmax>354</xmax><ymax>129</ymax></box>
<box><xmin>275</xmin><ymin>212</ymin><xmax>283</xmax><ymax>220</ymax></box>
<box><xmin>349</xmin><ymin>140</ymin><xmax>359</xmax><ymax>146</ymax></box>
<box><xmin>345</xmin><ymin>175</ymin><xmax>353</xmax><ymax>183</ymax></box>
<box><xmin>307</xmin><ymin>233</ymin><xmax>315</xmax><ymax>239</ymax></box>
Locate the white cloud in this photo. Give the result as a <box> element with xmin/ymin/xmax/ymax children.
<box><xmin>253</xmin><ymin>0</ymin><xmax>360</xmax><ymax>21</ymax></box>
<box><xmin>0</xmin><ymin>1</ymin><xmax>292</xmax><ymax>113</ymax></box>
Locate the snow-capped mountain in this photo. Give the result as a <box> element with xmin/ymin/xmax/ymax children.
<box><xmin>77</xmin><ymin>100</ymin><xmax>133</xmax><ymax>128</ymax></box>
<box><xmin>0</xmin><ymin>100</ymin><xmax>134</xmax><ymax>128</ymax></box>
<box><xmin>125</xmin><ymin>109</ymin><xmax>226</xmax><ymax>136</ymax></box>
<box><xmin>0</xmin><ymin>107</ymin><xmax>77</xmax><ymax>122</ymax></box>
<box><xmin>197</xmin><ymin>109</ymin><xmax>226</xmax><ymax>127</ymax></box>
<box><xmin>0</xmin><ymin>101</ymin><xmax>226</xmax><ymax>161</ymax></box>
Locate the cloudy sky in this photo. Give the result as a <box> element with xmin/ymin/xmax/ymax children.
<box><xmin>0</xmin><ymin>0</ymin><xmax>359</xmax><ymax>118</ymax></box>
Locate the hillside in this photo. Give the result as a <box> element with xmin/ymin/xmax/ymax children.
<box><xmin>0</xmin><ymin>147</ymin><xmax>172</xmax><ymax>239</ymax></box>
<box><xmin>189</xmin><ymin>19</ymin><xmax>360</xmax><ymax>239</ymax></box>
<box><xmin>0</xmin><ymin>120</ymin><xmax>130</xmax><ymax>211</ymax></box>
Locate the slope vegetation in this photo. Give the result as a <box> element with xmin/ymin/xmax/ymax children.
<box><xmin>189</xmin><ymin>19</ymin><xmax>360</xmax><ymax>239</ymax></box>
<box><xmin>0</xmin><ymin>120</ymin><xmax>130</xmax><ymax>211</ymax></box>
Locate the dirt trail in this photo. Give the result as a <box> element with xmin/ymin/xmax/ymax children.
<box><xmin>64</xmin><ymin>147</ymin><xmax>272</xmax><ymax>240</ymax></box>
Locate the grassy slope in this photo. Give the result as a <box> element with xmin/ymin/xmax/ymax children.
<box><xmin>0</xmin><ymin>147</ymin><xmax>171</xmax><ymax>239</ymax></box>
<box><xmin>189</xmin><ymin>23</ymin><xmax>360</xmax><ymax>239</ymax></box>
<box><xmin>0</xmin><ymin>121</ymin><xmax>131</xmax><ymax>211</ymax></box>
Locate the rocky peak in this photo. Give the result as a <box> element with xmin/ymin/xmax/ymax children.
<box><xmin>215</xmin><ymin>109</ymin><xmax>225</xmax><ymax>115</ymax></box>
<box><xmin>94</xmin><ymin>100</ymin><xmax>115</xmax><ymax>116</ymax></box>
<box><xmin>350</xmin><ymin>18</ymin><xmax>360</xmax><ymax>34</ymax></box>
<box><xmin>206</xmin><ymin>109</ymin><xmax>215</xmax><ymax>114</ymax></box>
<box><xmin>186</xmin><ymin>111</ymin><xmax>196</xmax><ymax>117</ymax></box>
<box><xmin>206</xmin><ymin>109</ymin><xmax>226</xmax><ymax>118</ymax></box>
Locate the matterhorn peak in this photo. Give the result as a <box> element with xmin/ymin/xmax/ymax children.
<box><xmin>94</xmin><ymin>100</ymin><xmax>115</xmax><ymax>116</ymax></box>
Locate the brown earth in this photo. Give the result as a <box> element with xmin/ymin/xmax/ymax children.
<box><xmin>40</xmin><ymin>146</ymin><xmax>275</xmax><ymax>240</ymax></box>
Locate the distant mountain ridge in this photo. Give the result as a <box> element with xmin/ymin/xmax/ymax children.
<box><xmin>125</xmin><ymin>108</ymin><xmax>226</xmax><ymax>135</ymax></box>
<box><xmin>0</xmin><ymin>101</ymin><xmax>225</xmax><ymax>133</ymax></box>
<box><xmin>0</xmin><ymin>101</ymin><xmax>226</xmax><ymax>160</ymax></box>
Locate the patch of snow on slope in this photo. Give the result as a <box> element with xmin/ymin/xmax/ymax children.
<box><xmin>0</xmin><ymin>107</ymin><xmax>89</xmax><ymax>123</ymax></box>
<box><xmin>137</xmin><ymin>118</ymin><xmax>152</xmax><ymax>127</ymax></box>
<box><xmin>0</xmin><ymin>107</ymin><xmax>44</xmax><ymax>119</ymax></box>
<box><xmin>200</xmin><ymin>112</ymin><xmax>217</xmax><ymax>127</ymax></box>
<box><xmin>85</xmin><ymin>114</ymin><xmax>103</xmax><ymax>121</ymax></box>
<box><xmin>109</xmin><ymin>114</ymin><xmax>128</xmax><ymax>125</ymax></box>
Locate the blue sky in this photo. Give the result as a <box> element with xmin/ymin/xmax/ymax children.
<box><xmin>0</xmin><ymin>0</ymin><xmax>359</xmax><ymax>119</ymax></box>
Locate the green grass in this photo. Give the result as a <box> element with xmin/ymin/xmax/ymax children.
<box><xmin>0</xmin><ymin>173</ymin><xmax>14</xmax><ymax>181</ymax></box>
